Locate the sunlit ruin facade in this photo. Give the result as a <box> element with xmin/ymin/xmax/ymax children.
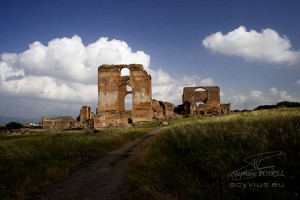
<box><xmin>42</xmin><ymin>64</ymin><xmax>230</xmax><ymax>130</ymax></box>
<box><xmin>94</xmin><ymin>64</ymin><xmax>153</xmax><ymax>129</ymax></box>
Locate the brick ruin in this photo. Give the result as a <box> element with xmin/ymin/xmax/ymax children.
<box><xmin>179</xmin><ymin>86</ymin><xmax>230</xmax><ymax>115</ymax></box>
<box><xmin>42</xmin><ymin>116</ymin><xmax>76</xmax><ymax>129</ymax></box>
<box><xmin>152</xmin><ymin>99</ymin><xmax>175</xmax><ymax>120</ymax></box>
<box><xmin>42</xmin><ymin>106</ymin><xmax>94</xmax><ymax>129</ymax></box>
<box><xmin>42</xmin><ymin>64</ymin><xmax>230</xmax><ymax>129</ymax></box>
<box><xmin>94</xmin><ymin>64</ymin><xmax>153</xmax><ymax>129</ymax></box>
<box><xmin>43</xmin><ymin>64</ymin><xmax>176</xmax><ymax>129</ymax></box>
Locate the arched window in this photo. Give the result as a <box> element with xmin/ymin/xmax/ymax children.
<box><xmin>126</xmin><ymin>85</ymin><xmax>132</xmax><ymax>92</ymax></box>
<box><xmin>121</xmin><ymin>68</ymin><xmax>130</xmax><ymax>76</ymax></box>
<box><xmin>124</xmin><ymin>93</ymin><xmax>133</xmax><ymax>111</ymax></box>
<box><xmin>194</xmin><ymin>88</ymin><xmax>206</xmax><ymax>92</ymax></box>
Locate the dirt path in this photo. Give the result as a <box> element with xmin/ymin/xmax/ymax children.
<box><xmin>32</xmin><ymin>128</ymin><xmax>165</xmax><ymax>200</ymax></box>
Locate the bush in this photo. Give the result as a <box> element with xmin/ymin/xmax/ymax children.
<box><xmin>254</xmin><ymin>104</ymin><xmax>277</xmax><ymax>110</ymax></box>
<box><xmin>5</xmin><ymin>122</ymin><xmax>23</xmax><ymax>129</ymax></box>
<box><xmin>277</xmin><ymin>101</ymin><xmax>300</xmax><ymax>108</ymax></box>
<box><xmin>254</xmin><ymin>101</ymin><xmax>300</xmax><ymax>110</ymax></box>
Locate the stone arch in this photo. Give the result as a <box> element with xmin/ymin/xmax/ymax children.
<box><xmin>126</xmin><ymin>81</ymin><xmax>132</xmax><ymax>92</ymax></box>
<box><xmin>121</xmin><ymin>67</ymin><xmax>130</xmax><ymax>76</ymax></box>
<box><xmin>194</xmin><ymin>87</ymin><xmax>208</xmax><ymax>103</ymax></box>
<box><xmin>194</xmin><ymin>88</ymin><xmax>206</xmax><ymax>92</ymax></box>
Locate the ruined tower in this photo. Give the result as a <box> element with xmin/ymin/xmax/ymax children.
<box><xmin>94</xmin><ymin>64</ymin><xmax>152</xmax><ymax>129</ymax></box>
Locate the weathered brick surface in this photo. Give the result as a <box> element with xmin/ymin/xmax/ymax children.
<box><xmin>42</xmin><ymin>106</ymin><xmax>94</xmax><ymax>129</ymax></box>
<box><xmin>182</xmin><ymin>86</ymin><xmax>230</xmax><ymax>115</ymax></box>
<box><xmin>95</xmin><ymin>64</ymin><xmax>152</xmax><ymax>129</ymax></box>
<box><xmin>42</xmin><ymin>66</ymin><xmax>231</xmax><ymax>130</ymax></box>
<box><xmin>220</xmin><ymin>103</ymin><xmax>231</xmax><ymax>114</ymax></box>
<box><xmin>42</xmin><ymin>116</ymin><xmax>76</xmax><ymax>129</ymax></box>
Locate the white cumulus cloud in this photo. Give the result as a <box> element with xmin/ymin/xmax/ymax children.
<box><xmin>224</xmin><ymin>87</ymin><xmax>299</xmax><ymax>110</ymax></box>
<box><xmin>0</xmin><ymin>35</ymin><xmax>220</xmax><ymax>117</ymax></box>
<box><xmin>200</xmin><ymin>78</ymin><xmax>215</xmax><ymax>86</ymax></box>
<box><xmin>250</xmin><ymin>90</ymin><xmax>263</xmax><ymax>98</ymax></box>
<box><xmin>202</xmin><ymin>26</ymin><xmax>300</xmax><ymax>66</ymax></box>
<box><xmin>0</xmin><ymin>35</ymin><xmax>150</xmax><ymax>105</ymax></box>
<box><xmin>150</xmin><ymin>68</ymin><xmax>216</xmax><ymax>105</ymax></box>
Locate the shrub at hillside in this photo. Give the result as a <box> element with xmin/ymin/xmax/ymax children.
<box><xmin>254</xmin><ymin>101</ymin><xmax>300</xmax><ymax>110</ymax></box>
<box><xmin>5</xmin><ymin>122</ymin><xmax>23</xmax><ymax>129</ymax></box>
<box><xmin>277</xmin><ymin>101</ymin><xmax>300</xmax><ymax>108</ymax></box>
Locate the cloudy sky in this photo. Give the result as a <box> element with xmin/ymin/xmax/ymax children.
<box><xmin>0</xmin><ymin>0</ymin><xmax>299</xmax><ymax>118</ymax></box>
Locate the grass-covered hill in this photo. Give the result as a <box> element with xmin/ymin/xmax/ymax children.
<box><xmin>124</xmin><ymin>108</ymin><xmax>300</xmax><ymax>200</ymax></box>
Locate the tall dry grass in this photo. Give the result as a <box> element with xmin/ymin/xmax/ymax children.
<box><xmin>125</xmin><ymin>108</ymin><xmax>300</xmax><ymax>199</ymax></box>
<box><xmin>0</xmin><ymin>128</ymin><xmax>149</xmax><ymax>199</ymax></box>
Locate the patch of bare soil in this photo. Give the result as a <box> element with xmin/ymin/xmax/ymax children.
<box><xmin>31</xmin><ymin>128</ymin><xmax>165</xmax><ymax>200</ymax></box>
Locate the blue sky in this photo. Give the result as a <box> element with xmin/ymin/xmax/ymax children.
<box><xmin>0</xmin><ymin>0</ymin><xmax>299</xmax><ymax>118</ymax></box>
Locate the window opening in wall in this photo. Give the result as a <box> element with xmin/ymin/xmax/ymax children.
<box><xmin>121</xmin><ymin>68</ymin><xmax>130</xmax><ymax>76</ymax></box>
<box><xmin>194</xmin><ymin>88</ymin><xmax>206</xmax><ymax>92</ymax></box>
<box><xmin>126</xmin><ymin>85</ymin><xmax>132</xmax><ymax>92</ymax></box>
<box><xmin>124</xmin><ymin>93</ymin><xmax>133</xmax><ymax>111</ymax></box>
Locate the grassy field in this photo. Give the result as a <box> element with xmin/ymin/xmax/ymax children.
<box><xmin>124</xmin><ymin>108</ymin><xmax>300</xmax><ymax>200</ymax></box>
<box><xmin>0</xmin><ymin>127</ymin><xmax>154</xmax><ymax>200</ymax></box>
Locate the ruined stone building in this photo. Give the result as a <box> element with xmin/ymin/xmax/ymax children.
<box><xmin>181</xmin><ymin>86</ymin><xmax>230</xmax><ymax>115</ymax></box>
<box><xmin>152</xmin><ymin>99</ymin><xmax>175</xmax><ymax>119</ymax></box>
<box><xmin>42</xmin><ymin>64</ymin><xmax>230</xmax><ymax>130</ymax></box>
<box><xmin>94</xmin><ymin>64</ymin><xmax>153</xmax><ymax>129</ymax></box>
<box><xmin>42</xmin><ymin>116</ymin><xmax>77</xmax><ymax>129</ymax></box>
<box><xmin>42</xmin><ymin>64</ymin><xmax>176</xmax><ymax>130</ymax></box>
<box><xmin>42</xmin><ymin>106</ymin><xmax>94</xmax><ymax>129</ymax></box>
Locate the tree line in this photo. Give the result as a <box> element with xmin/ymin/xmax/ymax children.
<box><xmin>254</xmin><ymin>101</ymin><xmax>300</xmax><ymax>111</ymax></box>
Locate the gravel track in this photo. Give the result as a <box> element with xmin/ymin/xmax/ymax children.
<box><xmin>31</xmin><ymin>128</ymin><xmax>164</xmax><ymax>200</ymax></box>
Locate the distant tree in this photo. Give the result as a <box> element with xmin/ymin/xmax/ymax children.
<box><xmin>254</xmin><ymin>105</ymin><xmax>277</xmax><ymax>111</ymax></box>
<box><xmin>276</xmin><ymin>101</ymin><xmax>300</xmax><ymax>108</ymax></box>
<box><xmin>6</xmin><ymin>121</ymin><xmax>23</xmax><ymax>129</ymax></box>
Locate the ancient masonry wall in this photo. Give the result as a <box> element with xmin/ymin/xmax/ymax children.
<box><xmin>94</xmin><ymin>64</ymin><xmax>152</xmax><ymax>129</ymax></box>
<box><xmin>42</xmin><ymin>65</ymin><xmax>231</xmax><ymax>130</ymax></box>
<box><xmin>152</xmin><ymin>99</ymin><xmax>175</xmax><ymax>119</ymax></box>
<box><xmin>220</xmin><ymin>103</ymin><xmax>231</xmax><ymax>114</ymax></box>
<box><xmin>182</xmin><ymin>86</ymin><xmax>230</xmax><ymax>115</ymax></box>
<box><xmin>42</xmin><ymin>116</ymin><xmax>76</xmax><ymax>129</ymax></box>
<box><xmin>42</xmin><ymin>106</ymin><xmax>94</xmax><ymax>129</ymax></box>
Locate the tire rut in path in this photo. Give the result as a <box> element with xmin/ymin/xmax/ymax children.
<box><xmin>32</xmin><ymin>128</ymin><xmax>165</xmax><ymax>200</ymax></box>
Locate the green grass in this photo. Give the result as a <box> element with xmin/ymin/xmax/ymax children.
<box><xmin>124</xmin><ymin>108</ymin><xmax>300</xmax><ymax>200</ymax></box>
<box><xmin>0</xmin><ymin>127</ymin><xmax>152</xmax><ymax>200</ymax></box>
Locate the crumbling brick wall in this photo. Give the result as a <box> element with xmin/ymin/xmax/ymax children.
<box><xmin>42</xmin><ymin>116</ymin><xmax>76</xmax><ymax>129</ymax></box>
<box><xmin>78</xmin><ymin>106</ymin><xmax>94</xmax><ymax>128</ymax></box>
<box><xmin>152</xmin><ymin>100</ymin><xmax>175</xmax><ymax>119</ymax></box>
<box><xmin>95</xmin><ymin>64</ymin><xmax>152</xmax><ymax>129</ymax></box>
<box><xmin>152</xmin><ymin>99</ymin><xmax>164</xmax><ymax>119</ymax></box>
<box><xmin>220</xmin><ymin>103</ymin><xmax>231</xmax><ymax>114</ymax></box>
<box><xmin>42</xmin><ymin>106</ymin><xmax>94</xmax><ymax>129</ymax></box>
<box><xmin>182</xmin><ymin>86</ymin><xmax>230</xmax><ymax>115</ymax></box>
<box><xmin>162</xmin><ymin>102</ymin><xmax>175</xmax><ymax>117</ymax></box>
